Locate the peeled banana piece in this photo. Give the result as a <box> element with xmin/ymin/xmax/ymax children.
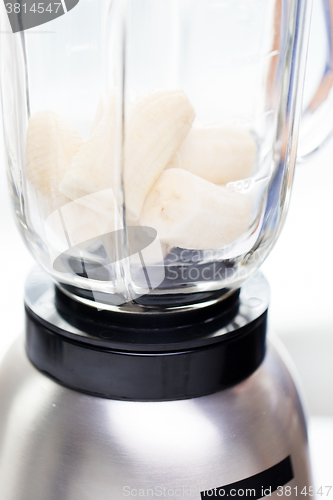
<box><xmin>167</xmin><ymin>126</ymin><xmax>257</xmax><ymax>185</ymax></box>
<box><xmin>60</xmin><ymin>89</ymin><xmax>195</xmax><ymax>221</ymax></box>
<box><xmin>124</xmin><ymin>89</ymin><xmax>195</xmax><ymax>220</ymax></box>
<box><xmin>26</xmin><ymin>112</ymin><xmax>118</xmax><ymax>261</ymax></box>
<box><xmin>45</xmin><ymin>189</ymin><xmax>118</xmax><ymax>263</ymax></box>
<box><xmin>59</xmin><ymin>97</ymin><xmax>116</xmax><ymax>201</ymax></box>
<box><xmin>26</xmin><ymin>110</ymin><xmax>83</xmax><ymax>215</ymax></box>
<box><xmin>140</xmin><ymin>169</ymin><xmax>252</xmax><ymax>250</ymax></box>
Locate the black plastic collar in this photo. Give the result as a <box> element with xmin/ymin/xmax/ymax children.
<box><xmin>25</xmin><ymin>268</ymin><xmax>268</xmax><ymax>401</ymax></box>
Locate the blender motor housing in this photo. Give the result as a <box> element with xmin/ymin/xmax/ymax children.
<box><xmin>0</xmin><ymin>268</ymin><xmax>312</xmax><ymax>499</ymax></box>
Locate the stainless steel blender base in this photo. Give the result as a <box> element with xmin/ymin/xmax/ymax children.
<box><xmin>0</xmin><ymin>336</ymin><xmax>311</xmax><ymax>500</ymax></box>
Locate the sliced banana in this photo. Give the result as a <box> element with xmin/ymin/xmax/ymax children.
<box><xmin>124</xmin><ymin>89</ymin><xmax>195</xmax><ymax>220</ymax></box>
<box><xmin>165</xmin><ymin>151</ymin><xmax>182</xmax><ymax>169</ymax></box>
<box><xmin>140</xmin><ymin>169</ymin><xmax>252</xmax><ymax>250</ymax></box>
<box><xmin>26</xmin><ymin>110</ymin><xmax>83</xmax><ymax>215</ymax></box>
<box><xmin>60</xmin><ymin>89</ymin><xmax>195</xmax><ymax>221</ymax></box>
<box><xmin>26</xmin><ymin>112</ymin><xmax>119</xmax><ymax>262</ymax></box>
<box><xmin>45</xmin><ymin>188</ymin><xmax>118</xmax><ymax>260</ymax></box>
<box><xmin>59</xmin><ymin>97</ymin><xmax>116</xmax><ymax>201</ymax></box>
<box><xmin>166</xmin><ymin>126</ymin><xmax>257</xmax><ymax>185</ymax></box>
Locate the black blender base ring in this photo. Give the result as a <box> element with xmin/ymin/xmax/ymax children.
<box><xmin>26</xmin><ymin>309</ymin><xmax>267</xmax><ymax>401</ymax></box>
<box><xmin>24</xmin><ymin>268</ymin><xmax>268</xmax><ymax>401</ymax></box>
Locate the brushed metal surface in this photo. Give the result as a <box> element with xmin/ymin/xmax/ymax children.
<box><xmin>0</xmin><ymin>336</ymin><xmax>311</xmax><ymax>500</ymax></box>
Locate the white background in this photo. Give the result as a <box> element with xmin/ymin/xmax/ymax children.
<box><xmin>0</xmin><ymin>0</ymin><xmax>332</xmax><ymax>491</ymax></box>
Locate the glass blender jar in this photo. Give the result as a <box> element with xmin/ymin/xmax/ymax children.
<box><xmin>0</xmin><ymin>0</ymin><xmax>332</xmax><ymax>498</ymax></box>
<box><xmin>3</xmin><ymin>0</ymin><xmax>331</xmax><ymax>309</ymax></box>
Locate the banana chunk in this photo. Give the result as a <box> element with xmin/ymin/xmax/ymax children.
<box><xmin>124</xmin><ymin>89</ymin><xmax>195</xmax><ymax>220</ymax></box>
<box><xmin>26</xmin><ymin>110</ymin><xmax>83</xmax><ymax>214</ymax></box>
<box><xmin>59</xmin><ymin>97</ymin><xmax>115</xmax><ymax>201</ymax></box>
<box><xmin>167</xmin><ymin>126</ymin><xmax>257</xmax><ymax>184</ymax></box>
<box><xmin>45</xmin><ymin>189</ymin><xmax>118</xmax><ymax>261</ymax></box>
<box><xmin>60</xmin><ymin>89</ymin><xmax>195</xmax><ymax>220</ymax></box>
<box><xmin>140</xmin><ymin>169</ymin><xmax>252</xmax><ymax>250</ymax></box>
<box><xmin>26</xmin><ymin>112</ymin><xmax>118</xmax><ymax>260</ymax></box>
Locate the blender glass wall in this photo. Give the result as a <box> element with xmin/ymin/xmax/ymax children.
<box><xmin>0</xmin><ymin>0</ymin><xmax>312</xmax><ymax>307</ymax></box>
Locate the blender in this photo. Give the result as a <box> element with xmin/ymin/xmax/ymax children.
<box><xmin>0</xmin><ymin>0</ymin><xmax>332</xmax><ymax>498</ymax></box>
